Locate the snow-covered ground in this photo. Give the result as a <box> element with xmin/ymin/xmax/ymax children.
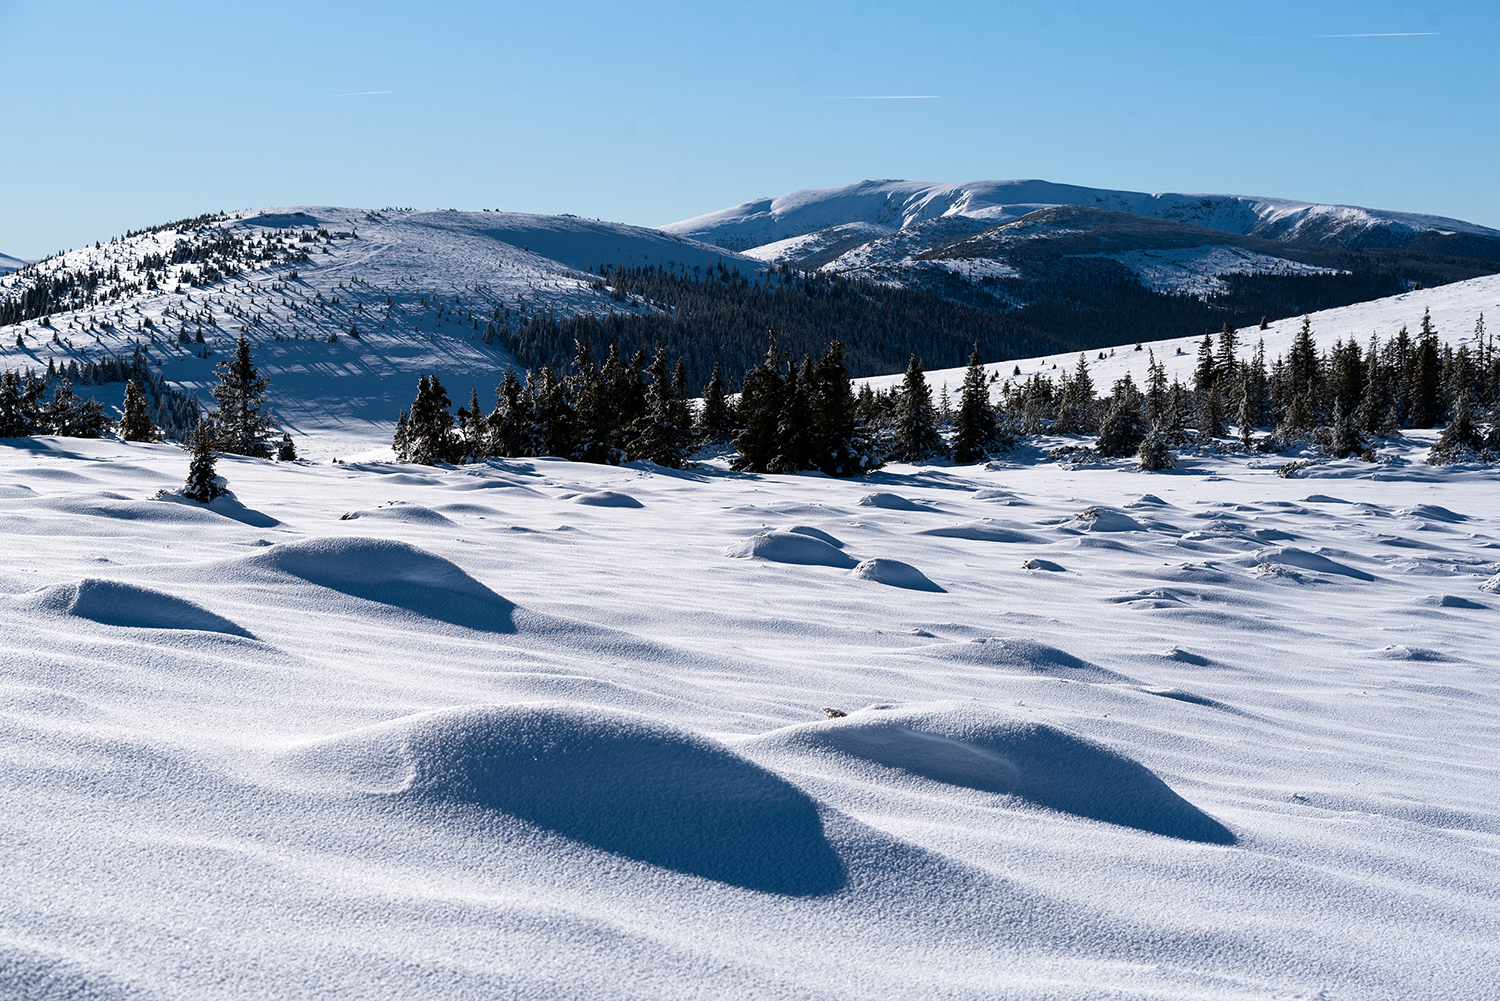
<box><xmin>3</xmin><ymin>419</ymin><xmax>1498</xmax><ymax>999</ymax></box>
<box><xmin>0</xmin><ymin>251</ymin><xmax>28</xmax><ymax>274</ymax></box>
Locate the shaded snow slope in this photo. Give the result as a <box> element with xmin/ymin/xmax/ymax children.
<box><xmin>0</xmin><ymin>250</ymin><xmax>28</xmax><ymax>274</ymax></box>
<box><xmin>2</xmin><ymin>431</ymin><xmax>1497</xmax><ymax>999</ymax></box>
<box><xmin>664</xmin><ymin>178</ymin><xmax>1500</xmax><ymax>253</ymax></box>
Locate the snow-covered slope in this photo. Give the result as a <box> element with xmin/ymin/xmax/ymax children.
<box><xmin>0</xmin><ymin>208</ymin><xmax>761</xmax><ymax>455</ymax></box>
<box><xmin>2</xmin><ymin>425</ymin><xmax>1497</xmax><ymax>1000</ymax></box>
<box><xmin>664</xmin><ymin>178</ymin><xmax>1500</xmax><ymax>253</ymax></box>
<box><xmin>0</xmin><ymin>251</ymin><xmax>28</xmax><ymax>274</ymax></box>
<box><xmin>864</xmin><ymin>271</ymin><xmax>1500</xmax><ymax>400</ymax></box>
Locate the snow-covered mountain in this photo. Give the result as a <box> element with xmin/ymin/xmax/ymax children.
<box><xmin>664</xmin><ymin>178</ymin><xmax>1500</xmax><ymax>253</ymax></box>
<box><xmin>0</xmin><ymin>250</ymin><xmax>28</xmax><ymax>274</ymax></box>
<box><xmin>664</xmin><ymin>180</ymin><xmax>1500</xmax><ymax>312</ymax></box>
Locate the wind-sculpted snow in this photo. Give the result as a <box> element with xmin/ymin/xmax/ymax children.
<box><xmin>569</xmin><ymin>489</ymin><xmax>644</xmax><ymax>508</ymax></box>
<box><xmin>724</xmin><ymin>530</ymin><xmax>859</xmax><ymax>568</ymax></box>
<box><xmin>3</xmin><ymin>434</ymin><xmax>1499</xmax><ymax>999</ymax></box>
<box><xmin>280</xmin><ymin>704</ymin><xmax>844</xmax><ymax>895</ymax></box>
<box><xmin>848</xmin><ymin>558</ymin><xmax>944</xmax><ymax>592</ymax></box>
<box><xmin>20</xmin><ymin>578</ymin><xmax>254</xmax><ymax>637</ymax></box>
<box><xmin>241</xmin><ymin>537</ymin><xmax>517</xmax><ymax>632</ymax></box>
<box><xmin>748</xmin><ymin>705</ymin><xmax>1234</xmax><ymax>844</ymax></box>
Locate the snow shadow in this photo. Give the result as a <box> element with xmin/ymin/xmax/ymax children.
<box><xmin>22</xmin><ymin>578</ymin><xmax>255</xmax><ymax>638</ymax></box>
<box><xmin>244</xmin><ymin>537</ymin><xmax>516</xmax><ymax>633</ymax></box>
<box><xmin>757</xmin><ymin>706</ymin><xmax>1235</xmax><ymax>845</ymax></box>
<box><xmin>849</xmin><ymin>558</ymin><xmax>944</xmax><ymax>592</ymax></box>
<box><xmin>290</xmin><ymin>705</ymin><xmax>845</xmax><ymax>895</ymax></box>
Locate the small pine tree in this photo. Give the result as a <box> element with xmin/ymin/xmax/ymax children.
<box><xmin>209</xmin><ymin>334</ymin><xmax>277</xmax><ymax>457</ymax></box>
<box><xmin>952</xmin><ymin>348</ymin><xmax>998</xmax><ymax>464</ymax></box>
<box><xmin>183</xmin><ymin>422</ymin><xmax>226</xmax><ymax>502</ymax></box>
<box><xmin>119</xmin><ymin>379</ymin><xmax>159</xmax><ymax>442</ymax></box>
<box><xmin>276</xmin><ymin>433</ymin><xmax>297</xmax><ymax>461</ymax></box>
<box><xmin>889</xmin><ymin>353</ymin><xmax>947</xmax><ymax>462</ymax></box>
<box><xmin>695</xmin><ymin>360</ymin><xmax>736</xmax><ymax>446</ymax></box>
<box><xmin>1137</xmin><ymin>424</ymin><xmax>1177</xmax><ymax>471</ymax></box>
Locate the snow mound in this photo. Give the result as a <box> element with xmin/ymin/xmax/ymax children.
<box><xmin>782</xmin><ymin>525</ymin><xmax>845</xmax><ymax>548</ymax></box>
<box><xmin>848</xmin><ymin>558</ymin><xmax>944</xmax><ymax>592</ymax></box>
<box><xmin>927</xmin><ymin>637</ymin><xmax>1131</xmax><ymax>683</ymax></box>
<box><xmin>917</xmin><ymin>519</ymin><xmax>1045</xmax><ymax>544</ymax></box>
<box><xmin>724</xmin><ymin>531</ymin><xmax>858</xmax><ymax>568</ymax></box>
<box><xmin>857</xmin><ymin>492</ymin><xmax>932</xmax><ymax>511</ymax></box>
<box><xmin>1481</xmin><ymin>574</ymin><xmax>1500</xmax><ymax>594</ymax></box>
<box><xmin>1396</xmin><ymin>504</ymin><xmax>1470</xmax><ymax>523</ymax></box>
<box><xmin>20</xmin><ymin>579</ymin><xmax>254</xmax><ymax>638</ymax></box>
<box><xmin>1058</xmin><ymin>506</ymin><xmax>1146</xmax><ymax>532</ymax></box>
<box><xmin>1246</xmin><ymin>547</ymin><xmax>1376</xmax><ymax>582</ymax></box>
<box><xmin>281</xmin><ymin>704</ymin><xmax>844</xmax><ymax>894</ymax></box>
<box><xmin>0</xmin><ymin>940</ymin><xmax>147</xmax><ymax>1001</ymax></box>
<box><xmin>571</xmin><ymin>490</ymin><xmax>644</xmax><ymax>508</ymax></box>
<box><xmin>339</xmin><ymin>503</ymin><xmax>456</xmax><ymax>525</ymax></box>
<box><xmin>244</xmin><ymin>537</ymin><xmax>516</xmax><ymax>632</ymax></box>
<box><xmin>1413</xmin><ymin>594</ymin><xmax>1488</xmax><ymax>609</ymax></box>
<box><xmin>1021</xmin><ymin>558</ymin><xmax>1067</xmax><ymax>572</ymax></box>
<box><xmin>749</xmin><ymin>704</ymin><xmax>1234</xmax><ymax>844</ymax></box>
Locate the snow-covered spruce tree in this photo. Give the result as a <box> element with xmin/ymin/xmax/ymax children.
<box><xmin>486</xmin><ymin>368</ymin><xmax>538</xmax><ymax>458</ymax></box>
<box><xmin>1427</xmin><ymin>399</ymin><xmax>1489</xmax><ymax>464</ymax></box>
<box><xmin>626</xmin><ymin>348</ymin><xmax>693</xmax><ymax>468</ymax></box>
<box><xmin>0</xmin><ymin>371</ymin><xmax>42</xmax><ymax>436</ymax></box>
<box><xmin>767</xmin><ymin>356</ymin><xmax>816</xmax><ymax>474</ymax></box>
<box><xmin>1095</xmin><ymin>375</ymin><xmax>1147</xmax><ymax>458</ymax></box>
<box><xmin>1323</xmin><ymin>398</ymin><xmax>1364</xmax><ymax>459</ymax></box>
<box><xmin>1196</xmin><ymin>382</ymin><xmax>1226</xmax><ymax>442</ymax></box>
<box><xmin>209</xmin><ymin>335</ymin><xmax>277</xmax><ymax>457</ymax></box>
<box><xmin>889</xmin><ymin>353</ymin><xmax>947</xmax><ymax>462</ymax></box>
<box><xmin>397</xmin><ymin>374</ymin><xmax>459</xmax><ymax>465</ymax></box>
<box><xmin>1136</xmin><ymin>424</ymin><xmax>1177</xmax><ymax>471</ymax></box>
<box><xmin>42</xmin><ymin>380</ymin><xmax>109</xmax><ymax>438</ymax></box>
<box><xmin>183</xmin><ymin>422</ymin><xmax>226</xmax><ymax>502</ymax></box>
<box><xmin>952</xmin><ymin>348</ymin><xmax>998</xmax><ymax>464</ymax></box>
<box><xmin>119</xmin><ymin>379</ymin><xmax>159</xmax><ymax>442</ymax></box>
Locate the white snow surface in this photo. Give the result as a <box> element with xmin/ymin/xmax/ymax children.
<box><xmin>4</xmin><ymin>415</ymin><xmax>1499</xmax><ymax>998</ymax></box>
<box><xmin>663</xmin><ymin>178</ymin><xmax>1500</xmax><ymax>252</ymax></box>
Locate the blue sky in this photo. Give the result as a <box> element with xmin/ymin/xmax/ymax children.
<box><xmin>1</xmin><ymin>0</ymin><xmax>1495</xmax><ymax>259</ymax></box>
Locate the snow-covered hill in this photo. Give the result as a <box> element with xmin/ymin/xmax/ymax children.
<box><xmin>665</xmin><ymin>178</ymin><xmax>1500</xmax><ymax>253</ymax></box>
<box><xmin>0</xmin><ymin>250</ymin><xmax>28</xmax><ymax>274</ymax></box>
<box><xmin>0</xmin><ymin>208</ymin><xmax>761</xmax><ymax>453</ymax></box>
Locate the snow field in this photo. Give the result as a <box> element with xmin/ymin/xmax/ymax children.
<box><xmin>2</xmin><ymin>431</ymin><xmax>1497</xmax><ymax>999</ymax></box>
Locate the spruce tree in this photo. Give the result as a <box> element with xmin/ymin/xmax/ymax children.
<box><xmin>768</xmin><ymin>357</ymin><xmax>816</xmax><ymax>473</ymax></box>
<box><xmin>276</xmin><ymin>433</ymin><xmax>297</xmax><ymax>461</ymax></box>
<box><xmin>399</xmin><ymin>374</ymin><xmax>458</xmax><ymax>464</ymax></box>
<box><xmin>487</xmin><ymin>368</ymin><xmax>537</xmax><ymax>458</ymax></box>
<box><xmin>119</xmin><ymin>379</ymin><xmax>158</xmax><ymax>442</ymax></box>
<box><xmin>806</xmin><ymin>340</ymin><xmax>871</xmax><ymax>476</ymax></box>
<box><xmin>183</xmin><ymin>422</ymin><xmax>226</xmax><ymax>502</ymax></box>
<box><xmin>889</xmin><ymin>353</ymin><xmax>946</xmax><ymax>462</ymax></box>
<box><xmin>626</xmin><ymin>348</ymin><xmax>692</xmax><ymax>468</ymax></box>
<box><xmin>209</xmin><ymin>334</ymin><xmax>276</xmax><ymax>457</ymax></box>
<box><xmin>1193</xmin><ymin>332</ymin><xmax>1217</xmax><ymax>396</ymax></box>
<box><xmin>695</xmin><ymin>360</ymin><xmax>735</xmax><ymax>446</ymax></box>
<box><xmin>952</xmin><ymin>347</ymin><xmax>997</xmax><ymax>463</ymax></box>
<box><xmin>732</xmin><ymin>333</ymin><xmax>787</xmax><ymax>473</ymax></box>
<box><xmin>1095</xmin><ymin>375</ymin><xmax>1146</xmax><ymax>458</ymax></box>
<box><xmin>1408</xmin><ymin>309</ymin><xmax>1442</xmax><ymax>427</ymax></box>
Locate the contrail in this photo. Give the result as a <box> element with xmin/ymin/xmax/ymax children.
<box><xmin>327</xmin><ymin>90</ymin><xmax>393</xmax><ymax>97</ymax></box>
<box><xmin>825</xmin><ymin>95</ymin><xmax>939</xmax><ymax>100</ymax></box>
<box><xmin>1316</xmin><ymin>32</ymin><xmax>1438</xmax><ymax>38</ymax></box>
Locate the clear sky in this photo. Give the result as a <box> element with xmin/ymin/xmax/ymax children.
<box><xmin>1</xmin><ymin>0</ymin><xmax>1495</xmax><ymax>259</ymax></box>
